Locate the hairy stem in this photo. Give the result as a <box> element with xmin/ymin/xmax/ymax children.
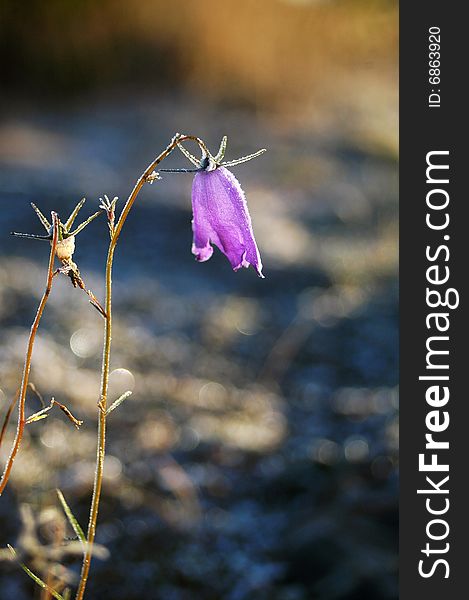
<box><xmin>0</xmin><ymin>213</ymin><xmax>59</xmax><ymax>496</ymax></box>
<box><xmin>75</xmin><ymin>134</ymin><xmax>204</xmax><ymax>599</ymax></box>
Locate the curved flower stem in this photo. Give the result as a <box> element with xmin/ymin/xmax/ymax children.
<box><xmin>0</xmin><ymin>213</ymin><xmax>59</xmax><ymax>496</ymax></box>
<box><xmin>75</xmin><ymin>134</ymin><xmax>205</xmax><ymax>600</ymax></box>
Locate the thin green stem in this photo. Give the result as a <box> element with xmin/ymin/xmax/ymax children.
<box><xmin>0</xmin><ymin>213</ymin><xmax>59</xmax><ymax>496</ymax></box>
<box><xmin>75</xmin><ymin>134</ymin><xmax>204</xmax><ymax>599</ymax></box>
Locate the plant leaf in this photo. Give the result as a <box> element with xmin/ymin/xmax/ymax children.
<box><xmin>214</xmin><ymin>135</ymin><xmax>228</xmax><ymax>162</ymax></box>
<box><xmin>106</xmin><ymin>391</ymin><xmax>132</xmax><ymax>415</ymax></box>
<box><xmin>68</xmin><ymin>209</ymin><xmax>103</xmax><ymax>236</ymax></box>
<box><xmin>177</xmin><ymin>142</ymin><xmax>201</xmax><ymax>167</ymax></box>
<box><xmin>31</xmin><ymin>203</ymin><xmax>51</xmax><ymax>231</ymax></box>
<box><xmin>221</xmin><ymin>148</ymin><xmax>267</xmax><ymax>167</ymax></box>
<box><xmin>56</xmin><ymin>489</ymin><xmax>86</xmax><ymax>546</ymax></box>
<box><xmin>25</xmin><ymin>413</ymin><xmax>49</xmax><ymax>424</ymax></box>
<box><xmin>7</xmin><ymin>545</ymin><xmax>65</xmax><ymax>600</ymax></box>
<box><xmin>25</xmin><ymin>399</ymin><xmax>54</xmax><ymax>424</ymax></box>
<box><xmin>64</xmin><ymin>198</ymin><xmax>86</xmax><ymax>231</ymax></box>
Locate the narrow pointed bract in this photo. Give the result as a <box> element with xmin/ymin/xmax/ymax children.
<box><xmin>191</xmin><ymin>166</ymin><xmax>264</xmax><ymax>277</ymax></box>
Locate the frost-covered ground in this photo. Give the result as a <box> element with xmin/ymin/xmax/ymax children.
<box><xmin>0</xmin><ymin>89</ymin><xmax>397</xmax><ymax>599</ymax></box>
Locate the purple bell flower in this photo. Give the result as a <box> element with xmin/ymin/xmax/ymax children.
<box><xmin>191</xmin><ymin>164</ymin><xmax>264</xmax><ymax>277</ymax></box>
<box><xmin>162</xmin><ymin>136</ymin><xmax>265</xmax><ymax>277</ymax></box>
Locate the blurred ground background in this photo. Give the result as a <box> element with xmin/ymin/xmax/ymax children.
<box><xmin>0</xmin><ymin>1</ymin><xmax>398</xmax><ymax>598</ymax></box>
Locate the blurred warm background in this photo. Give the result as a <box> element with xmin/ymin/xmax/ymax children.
<box><xmin>0</xmin><ymin>1</ymin><xmax>398</xmax><ymax>598</ymax></box>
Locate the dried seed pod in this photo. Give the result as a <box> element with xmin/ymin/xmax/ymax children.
<box><xmin>11</xmin><ymin>199</ymin><xmax>106</xmax><ymax>317</ymax></box>
<box><xmin>55</xmin><ymin>235</ymin><xmax>76</xmax><ymax>262</ymax></box>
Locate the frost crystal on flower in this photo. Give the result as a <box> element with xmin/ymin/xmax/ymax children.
<box><xmin>162</xmin><ymin>136</ymin><xmax>266</xmax><ymax>277</ymax></box>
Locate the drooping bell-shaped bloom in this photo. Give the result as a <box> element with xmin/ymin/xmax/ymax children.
<box><xmin>191</xmin><ymin>166</ymin><xmax>264</xmax><ymax>277</ymax></box>
<box><xmin>161</xmin><ymin>136</ymin><xmax>266</xmax><ymax>277</ymax></box>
